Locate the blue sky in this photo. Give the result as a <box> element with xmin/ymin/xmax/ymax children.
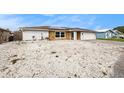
<box><xmin>0</xmin><ymin>14</ymin><xmax>124</xmax><ymax>31</ymax></box>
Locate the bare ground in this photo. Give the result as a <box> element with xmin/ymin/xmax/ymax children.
<box><xmin>0</xmin><ymin>40</ymin><xmax>124</xmax><ymax>78</ymax></box>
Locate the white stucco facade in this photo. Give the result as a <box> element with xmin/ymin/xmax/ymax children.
<box><xmin>73</xmin><ymin>32</ymin><xmax>77</xmax><ymax>40</ymax></box>
<box><xmin>80</xmin><ymin>32</ymin><xmax>96</xmax><ymax>40</ymax></box>
<box><xmin>22</xmin><ymin>31</ymin><xmax>49</xmax><ymax>40</ymax></box>
<box><xmin>22</xmin><ymin>30</ymin><xmax>96</xmax><ymax>41</ymax></box>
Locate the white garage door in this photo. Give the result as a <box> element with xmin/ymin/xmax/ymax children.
<box><xmin>81</xmin><ymin>32</ymin><xmax>96</xmax><ymax>40</ymax></box>
<box><xmin>23</xmin><ymin>31</ymin><xmax>49</xmax><ymax>40</ymax></box>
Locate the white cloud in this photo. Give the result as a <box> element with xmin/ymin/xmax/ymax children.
<box><xmin>0</xmin><ymin>15</ymin><xmax>30</xmax><ymax>31</ymax></box>
<box><xmin>94</xmin><ymin>25</ymin><xmax>110</xmax><ymax>32</ymax></box>
<box><xmin>40</xmin><ymin>15</ymin><xmax>96</xmax><ymax>28</ymax></box>
<box><xmin>0</xmin><ymin>14</ymin><xmax>97</xmax><ymax>31</ymax></box>
<box><xmin>41</xmin><ymin>15</ymin><xmax>67</xmax><ymax>25</ymax></box>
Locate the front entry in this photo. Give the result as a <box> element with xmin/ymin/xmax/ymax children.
<box><xmin>71</xmin><ymin>32</ymin><xmax>77</xmax><ymax>40</ymax></box>
<box><xmin>71</xmin><ymin>32</ymin><xmax>74</xmax><ymax>40</ymax></box>
<box><xmin>77</xmin><ymin>32</ymin><xmax>81</xmax><ymax>40</ymax></box>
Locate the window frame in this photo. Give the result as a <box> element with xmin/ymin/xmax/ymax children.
<box><xmin>61</xmin><ymin>32</ymin><xmax>65</xmax><ymax>37</ymax></box>
<box><xmin>55</xmin><ymin>32</ymin><xmax>60</xmax><ymax>37</ymax></box>
<box><xmin>55</xmin><ymin>31</ymin><xmax>65</xmax><ymax>38</ymax></box>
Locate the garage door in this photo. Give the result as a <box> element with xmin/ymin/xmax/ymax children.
<box><xmin>81</xmin><ymin>32</ymin><xmax>96</xmax><ymax>40</ymax></box>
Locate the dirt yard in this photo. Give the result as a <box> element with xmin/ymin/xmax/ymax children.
<box><xmin>0</xmin><ymin>40</ymin><xmax>124</xmax><ymax>78</ymax></box>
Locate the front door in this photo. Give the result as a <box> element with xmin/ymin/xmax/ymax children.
<box><xmin>77</xmin><ymin>32</ymin><xmax>81</xmax><ymax>40</ymax></box>
<box><xmin>71</xmin><ymin>32</ymin><xmax>74</xmax><ymax>40</ymax></box>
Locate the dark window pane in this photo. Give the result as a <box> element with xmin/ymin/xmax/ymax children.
<box><xmin>56</xmin><ymin>32</ymin><xmax>60</xmax><ymax>37</ymax></box>
<box><xmin>61</xmin><ymin>32</ymin><xmax>65</xmax><ymax>37</ymax></box>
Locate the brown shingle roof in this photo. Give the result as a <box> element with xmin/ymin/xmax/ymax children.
<box><xmin>20</xmin><ymin>26</ymin><xmax>96</xmax><ymax>33</ymax></box>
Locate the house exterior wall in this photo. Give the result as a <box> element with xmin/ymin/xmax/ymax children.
<box><xmin>22</xmin><ymin>30</ymin><xmax>96</xmax><ymax>41</ymax></box>
<box><xmin>80</xmin><ymin>32</ymin><xmax>96</xmax><ymax>40</ymax></box>
<box><xmin>96</xmin><ymin>31</ymin><xmax>116</xmax><ymax>39</ymax></box>
<box><xmin>49</xmin><ymin>31</ymin><xmax>71</xmax><ymax>40</ymax></box>
<box><xmin>66</xmin><ymin>31</ymin><xmax>71</xmax><ymax>40</ymax></box>
<box><xmin>49</xmin><ymin>31</ymin><xmax>96</xmax><ymax>40</ymax></box>
<box><xmin>106</xmin><ymin>31</ymin><xmax>115</xmax><ymax>38</ymax></box>
<box><xmin>96</xmin><ymin>32</ymin><xmax>106</xmax><ymax>38</ymax></box>
<box><xmin>49</xmin><ymin>31</ymin><xmax>55</xmax><ymax>40</ymax></box>
<box><xmin>22</xmin><ymin>31</ymin><xmax>49</xmax><ymax>40</ymax></box>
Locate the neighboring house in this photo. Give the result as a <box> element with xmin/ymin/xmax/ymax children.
<box><xmin>0</xmin><ymin>28</ymin><xmax>11</xmax><ymax>44</ymax></box>
<box><xmin>96</xmin><ymin>29</ymin><xmax>123</xmax><ymax>39</ymax></box>
<box><xmin>20</xmin><ymin>26</ymin><xmax>96</xmax><ymax>40</ymax></box>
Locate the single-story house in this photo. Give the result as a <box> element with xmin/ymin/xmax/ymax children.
<box><xmin>0</xmin><ymin>28</ymin><xmax>11</xmax><ymax>44</ymax></box>
<box><xmin>96</xmin><ymin>29</ymin><xmax>123</xmax><ymax>39</ymax></box>
<box><xmin>20</xmin><ymin>26</ymin><xmax>96</xmax><ymax>40</ymax></box>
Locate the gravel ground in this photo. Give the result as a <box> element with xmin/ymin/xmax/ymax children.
<box><xmin>0</xmin><ymin>40</ymin><xmax>124</xmax><ymax>78</ymax></box>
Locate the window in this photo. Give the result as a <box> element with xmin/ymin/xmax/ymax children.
<box><xmin>61</xmin><ymin>32</ymin><xmax>65</xmax><ymax>37</ymax></box>
<box><xmin>55</xmin><ymin>32</ymin><xmax>65</xmax><ymax>38</ymax></box>
<box><xmin>56</xmin><ymin>32</ymin><xmax>60</xmax><ymax>37</ymax></box>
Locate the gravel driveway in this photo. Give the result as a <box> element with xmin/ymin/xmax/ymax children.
<box><xmin>0</xmin><ymin>40</ymin><xmax>124</xmax><ymax>78</ymax></box>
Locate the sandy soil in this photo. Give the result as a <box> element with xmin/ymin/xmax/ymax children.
<box><xmin>0</xmin><ymin>40</ymin><xmax>124</xmax><ymax>78</ymax></box>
